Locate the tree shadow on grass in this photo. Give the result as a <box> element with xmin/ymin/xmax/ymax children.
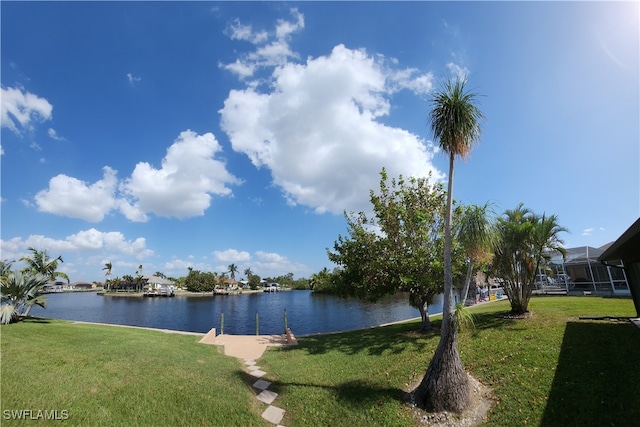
<box><xmin>235</xmin><ymin>369</ymin><xmax>406</xmax><ymax>409</ymax></box>
<box><xmin>540</xmin><ymin>320</ymin><xmax>640</xmax><ymax>426</ymax></box>
<box><xmin>18</xmin><ymin>316</ymin><xmax>52</xmax><ymax>324</ymax></box>
<box><xmin>286</xmin><ymin>320</ymin><xmax>438</xmax><ymax>357</ymax></box>
<box><xmin>278</xmin><ymin>310</ymin><xmax>518</xmax><ymax>357</ymax></box>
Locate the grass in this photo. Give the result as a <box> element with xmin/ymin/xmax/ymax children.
<box><xmin>1</xmin><ymin>296</ymin><xmax>638</xmax><ymax>426</ymax></box>
<box><xmin>1</xmin><ymin>321</ymin><xmax>265</xmax><ymax>426</ymax></box>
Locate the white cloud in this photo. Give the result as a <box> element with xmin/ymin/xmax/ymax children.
<box><xmin>0</xmin><ymin>228</ymin><xmax>154</xmax><ymax>272</ymax></box>
<box><xmin>582</xmin><ymin>227</ymin><xmax>594</xmax><ymax>236</ymax></box>
<box><xmin>34</xmin><ymin>166</ymin><xmax>119</xmax><ymax>222</ymax></box>
<box><xmin>48</xmin><ymin>128</ymin><xmax>65</xmax><ymax>141</ymax></box>
<box><xmin>254</xmin><ymin>251</ymin><xmax>307</xmax><ymax>276</ymax></box>
<box><xmin>33</xmin><ymin>130</ymin><xmax>240</xmax><ymax>223</ymax></box>
<box><xmin>126</xmin><ymin>73</ymin><xmax>142</xmax><ymax>85</ymax></box>
<box><xmin>1</xmin><ymin>86</ymin><xmax>53</xmax><ymax>134</ymax></box>
<box><xmin>446</xmin><ymin>62</ymin><xmax>469</xmax><ymax>81</ymax></box>
<box><xmin>225</xmin><ymin>19</ymin><xmax>269</xmax><ymax>44</ymax></box>
<box><xmin>220</xmin><ymin>43</ymin><xmax>442</xmax><ymax>215</ymax></box>
<box><xmin>118</xmin><ymin>130</ymin><xmax>241</xmax><ymax>221</ymax></box>
<box><xmin>220</xmin><ymin>8</ymin><xmax>304</xmax><ymax>80</ymax></box>
<box><xmin>213</xmin><ymin>249</ymin><xmax>252</xmax><ymax>263</ymax></box>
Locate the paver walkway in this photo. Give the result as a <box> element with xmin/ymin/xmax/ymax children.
<box><xmin>199</xmin><ymin>329</ymin><xmax>297</xmax><ymax>426</ymax></box>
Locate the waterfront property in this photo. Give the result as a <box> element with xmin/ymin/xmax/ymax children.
<box><xmin>141</xmin><ymin>275</ymin><xmax>175</xmax><ymax>297</ymax></box>
<box><xmin>539</xmin><ymin>245</ymin><xmax>630</xmax><ymax>295</ymax></box>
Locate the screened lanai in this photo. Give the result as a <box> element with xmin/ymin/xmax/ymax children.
<box><xmin>538</xmin><ymin>246</ymin><xmax>630</xmax><ymax>295</ymax></box>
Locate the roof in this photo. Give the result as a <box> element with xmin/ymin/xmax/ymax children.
<box><xmin>141</xmin><ymin>275</ymin><xmax>174</xmax><ymax>285</ymax></box>
<box><xmin>548</xmin><ymin>246</ymin><xmax>605</xmax><ymax>265</ymax></box>
<box><xmin>599</xmin><ymin>217</ymin><xmax>640</xmax><ymax>263</ymax></box>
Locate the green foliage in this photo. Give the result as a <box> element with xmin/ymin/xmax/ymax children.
<box><xmin>19</xmin><ymin>247</ymin><xmax>69</xmax><ymax>283</ymax></box>
<box><xmin>454</xmin><ymin>302</ymin><xmax>475</xmax><ymax>333</ymax></box>
<box><xmin>491</xmin><ymin>204</ymin><xmax>567</xmax><ymax>314</ymax></box>
<box><xmin>429</xmin><ymin>77</ymin><xmax>485</xmax><ymax>160</ymax></box>
<box><xmin>328</xmin><ymin>169</ymin><xmax>466</xmax><ymax>330</ymax></box>
<box><xmin>0</xmin><ymin>270</ymin><xmax>49</xmax><ymax>324</ymax></box>
<box><xmin>309</xmin><ymin>268</ymin><xmax>340</xmax><ymax>293</ymax></box>
<box><xmin>184</xmin><ymin>268</ymin><xmax>218</xmax><ymax>292</ymax></box>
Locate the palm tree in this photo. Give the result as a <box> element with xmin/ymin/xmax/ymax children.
<box><xmin>415</xmin><ymin>77</ymin><xmax>484</xmax><ymax>412</ymax></box>
<box><xmin>458</xmin><ymin>202</ymin><xmax>495</xmax><ymax>305</ymax></box>
<box><xmin>1</xmin><ymin>271</ymin><xmax>49</xmax><ymax>324</ymax></box>
<box><xmin>20</xmin><ymin>247</ymin><xmax>69</xmax><ymax>283</ymax></box>
<box><xmin>228</xmin><ymin>264</ymin><xmax>238</xmax><ymax>282</ymax></box>
<box><xmin>102</xmin><ymin>262</ymin><xmax>112</xmax><ymax>291</ymax></box>
<box><xmin>493</xmin><ymin>205</ymin><xmax>567</xmax><ymax>314</ymax></box>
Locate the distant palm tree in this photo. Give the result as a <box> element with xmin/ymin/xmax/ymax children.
<box><xmin>415</xmin><ymin>77</ymin><xmax>484</xmax><ymax>413</ymax></box>
<box><xmin>458</xmin><ymin>202</ymin><xmax>495</xmax><ymax>305</ymax></box>
<box><xmin>244</xmin><ymin>267</ymin><xmax>253</xmax><ymax>280</ymax></box>
<box><xmin>102</xmin><ymin>262</ymin><xmax>112</xmax><ymax>291</ymax></box>
<box><xmin>228</xmin><ymin>264</ymin><xmax>238</xmax><ymax>282</ymax></box>
<box><xmin>20</xmin><ymin>247</ymin><xmax>69</xmax><ymax>283</ymax></box>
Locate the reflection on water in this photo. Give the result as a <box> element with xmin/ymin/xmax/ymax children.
<box><xmin>31</xmin><ymin>290</ymin><xmax>448</xmax><ymax>335</ymax></box>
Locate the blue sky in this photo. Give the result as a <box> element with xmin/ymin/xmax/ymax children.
<box><xmin>1</xmin><ymin>2</ymin><xmax>638</xmax><ymax>283</ymax></box>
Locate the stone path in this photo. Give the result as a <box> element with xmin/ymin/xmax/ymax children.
<box><xmin>199</xmin><ymin>328</ymin><xmax>298</xmax><ymax>426</ymax></box>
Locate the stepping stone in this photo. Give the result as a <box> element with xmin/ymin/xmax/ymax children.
<box><xmin>248</xmin><ymin>365</ymin><xmax>261</xmax><ymax>371</ymax></box>
<box><xmin>253</xmin><ymin>379</ymin><xmax>271</xmax><ymax>390</ymax></box>
<box><xmin>262</xmin><ymin>405</ymin><xmax>285</xmax><ymax>425</ymax></box>
<box><xmin>244</xmin><ymin>359</ymin><xmax>256</xmax><ymax>366</ymax></box>
<box><xmin>249</xmin><ymin>369</ymin><xmax>267</xmax><ymax>378</ymax></box>
<box><xmin>257</xmin><ymin>389</ymin><xmax>278</xmax><ymax>405</ymax></box>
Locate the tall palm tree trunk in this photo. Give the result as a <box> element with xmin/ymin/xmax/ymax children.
<box><xmin>460</xmin><ymin>261</ymin><xmax>474</xmax><ymax>305</ymax></box>
<box><xmin>415</xmin><ymin>153</ymin><xmax>470</xmax><ymax>412</ymax></box>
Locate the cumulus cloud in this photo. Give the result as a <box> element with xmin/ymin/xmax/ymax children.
<box><xmin>1</xmin><ymin>86</ymin><xmax>53</xmax><ymax>134</ymax></box>
<box><xmin>254</xmin><ymin>251</ymin><xmax>307</xmax><ymax>276</ymax></box>
<box><xmin>33</xmin><ymin>130</ymin><xmax>241</xmax><ymax>223</ymax></box>
<box><xmin>118</xmin><ymin>130</ymin><xmax>241</xmax><ymax>221</ymax></box>
<box><xmin>213</xmin><ymin>249</ymin><xmax>252</xmax><ymax>263</ymax></box>
<box><xmin>35</xmin><ymin>166</ymin><xmax>119</xmax><ymax>222</ymax></box>
<box><xmin>220</xmin><ymin>42</ymin><xmax>442</xmax><ymax>215</ymax></box>
<box><xmin>0</xmin><ymin>228</ymin><xmax>154</xmax><ymax>272</ymax></box>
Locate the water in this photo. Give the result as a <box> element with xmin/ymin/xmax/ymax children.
<box><xmin>30</xmin><ymin>290</ymin><xmax>449</xmax><ymax>336</ymax></box>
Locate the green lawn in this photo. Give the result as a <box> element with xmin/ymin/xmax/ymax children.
<box><xmin>2</xmin><ymin>296</ymin><xmax>638</xmax><ymax>426</ymax></box>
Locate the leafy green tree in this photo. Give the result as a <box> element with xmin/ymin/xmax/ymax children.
<box><xmin>309</xmin><ymin>268</ymin><xmax>339</xmax><ymax>293</ymax></box>
<box><xmin>415</xmin><ymin>77</ymin><xmax>484</xmax><ymax>413</ymax></box>
<box><xmin>329</xmin><ymin>170</ymin><xmax>464</xmax><ymax>332</ymax></box>
<box><xmin>20</xmin><ymin>247</ymin><xmax>70</xmax><ymax>283</ymax></box>
<box><xmin>491</xmin><ymin>204</ymin><xmax>567</xmax><ymax>314</ymax></box>
<box><xmin>457</xmin><ymin>203</ymin><xmax>495</xmax><ymax>305</ymax></box>
<box><xmin>1</xmin><ymin>271</ymin><xmax>49</xmax><ymax>324</ymax></box>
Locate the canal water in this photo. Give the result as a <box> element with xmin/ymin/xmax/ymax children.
<box><xmin>31</xmin><ymin>290</ymin><xmax>449</xmax><ymax>336</ymax></box>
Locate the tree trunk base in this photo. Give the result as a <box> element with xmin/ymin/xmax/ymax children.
<box><xmin>413</xmin><ymin>323</ymin><xmax>471</xmax><ymax>413</ymax></box>
<box><xmin>406</xmin><ymin>373</ymin><xmax>495</xmax><ymax>426</ymax></box>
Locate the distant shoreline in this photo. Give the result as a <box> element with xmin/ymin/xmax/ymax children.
<box><xmin>97</xmin><ymin>289</ymin><xmax>286</xmax><ymax>297</ymax></box>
